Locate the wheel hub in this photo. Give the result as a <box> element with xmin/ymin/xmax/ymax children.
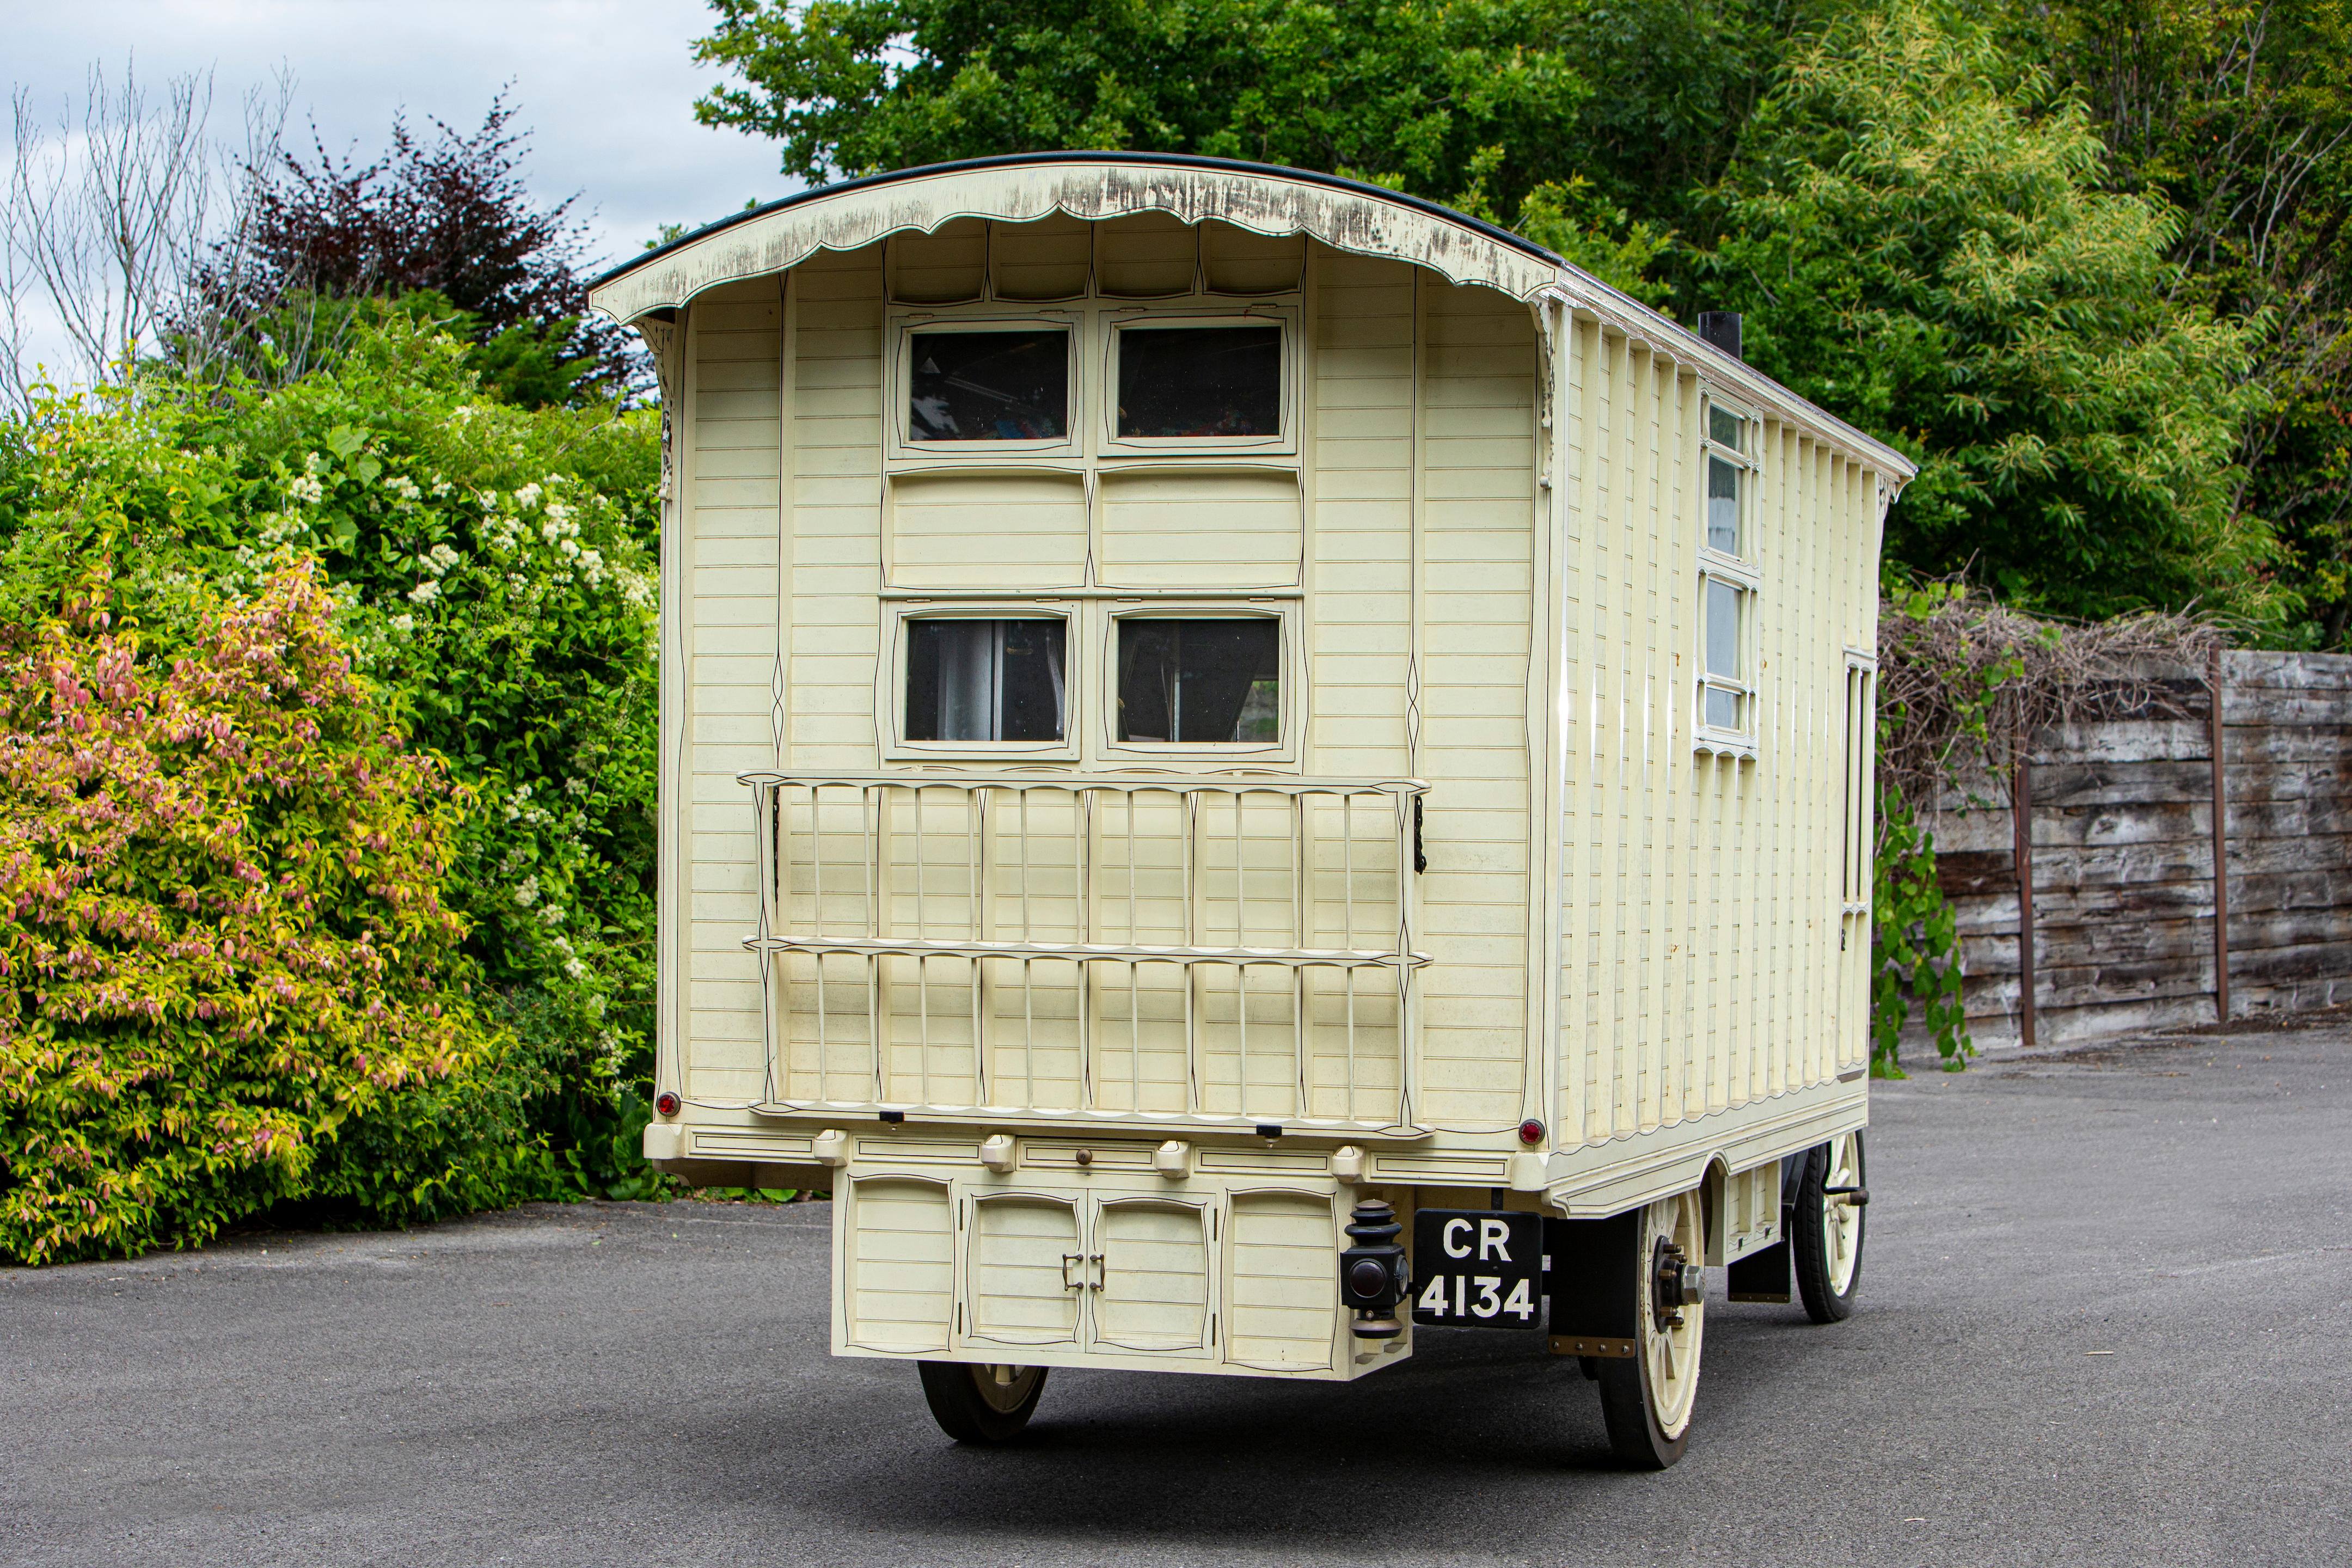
<box><xmin>1652</xmin><ymin>1236</ymin><xmax>1703</xmax><ymax>1330</ymax></box>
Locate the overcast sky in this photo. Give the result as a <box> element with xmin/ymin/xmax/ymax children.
<box><xmin>6</xmin><ymin>0</ymin><xmax>794</xmax><ymax>381</ymax></box>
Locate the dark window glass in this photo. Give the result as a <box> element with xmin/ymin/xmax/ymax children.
<box><xmin>1117</xmin><ymin>618</ymin><xmax>1281</xmax><ymax>744</ymax></box>
<box><xmin>908</xmin><ymin>330</ymin><xmax>1068</xmax><ymax>442</ymax></box>
<box><xmin>905</xmin><ymin>619</ymin><xmax>1066</xmax><ymax>742</ymax></box>
<box><xmin>1116</xmin><ymin>326</ymin><xmax>1282</xmax><ymax>438</ymax></box>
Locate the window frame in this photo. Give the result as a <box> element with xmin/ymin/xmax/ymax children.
<box><xmin>1841</xmin><ymin>651</ymin><xmax>1879</xmax><ymax>915</ymax></box>
<box><xmin>1694</xmin><ymin>392</ymin><xmax>1761</xmax><ymax>756</ymax></box>
<box><xmin>880</xmin><ymin>601</ymin><xmax>1081</xmax><ymax>762</ymax></box>
<box><xmin>1098</xmin><ymin>307</ymin><xmax>1300</xmax><ymax>458</ymax></box>
<box><xmin>886</xmin><ymin>311</ymin><xmax>1085</xmax><ymax>461</ymax></box>
<box><xmin>1097</xmin><ymin>602</ymin><xmax>1301</xmax><ymax>763</ymax></box>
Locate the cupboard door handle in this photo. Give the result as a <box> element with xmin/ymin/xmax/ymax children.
<box><xmin>1061</xmin><ymin>1252</ymin><xmax>1086</xmax><ymax>1291</ymax></box>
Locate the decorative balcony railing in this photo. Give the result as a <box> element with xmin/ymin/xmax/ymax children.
<box><xmin>737</xmin><ymin>771</ymin><xmax>1429</xmax><ymax>1136</ymax></box>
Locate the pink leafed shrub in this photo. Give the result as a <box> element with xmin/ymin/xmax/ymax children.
<box><xmin>0</xmin><ymin>556</ymin><xmax>514</xmax><ymax>1262</ymax></box>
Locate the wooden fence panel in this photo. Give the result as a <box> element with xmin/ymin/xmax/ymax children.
<box><xmin>1926</xmin><ymin>650</ymin><xmax>2352</xmax><ymax>1047</ymax></box>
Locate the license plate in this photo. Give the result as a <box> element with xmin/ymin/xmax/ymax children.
<box><xmin>1411</xmin><ymin>1210</ymin><xmax>1544</xmax><ymax>1328</ymax></box>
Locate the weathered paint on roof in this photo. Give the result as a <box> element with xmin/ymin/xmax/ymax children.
<box><xmin>589</xmin><ymin>152</ymin><xmax>1916</xmax><ymax>482</ymax></box>
<box><xmin>587</xmin><ymin>152</ymin><xmax>1564</xmax><ymax>317</ymax></box>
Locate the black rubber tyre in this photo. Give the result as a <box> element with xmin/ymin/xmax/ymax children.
<box><xmin>1595</xmin><ymin>1190</ymin><xmax>1705</xmax><ymax>1471</ymax></box>
<box><xmin>917</xmin><ymin>1362</ymin><xmax>1048</xmax><ymax>1443</ymax></box>
<box><xmin>1792</xmin><ymin>1131</ymin><xmax>1866</xmax><ymax>1324</ymax></box>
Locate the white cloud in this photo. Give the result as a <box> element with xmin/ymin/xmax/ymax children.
<box><xmin>5</xmin><ymin>0</ymin><xmax>797</xmax><ymax>385</ymax></box>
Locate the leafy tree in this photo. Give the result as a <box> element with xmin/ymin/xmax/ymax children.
<box><xmin>193</xmin><ymin>95</ymin><xmax>635</xmax><ymax>407</ymax></box>
<box><xmin>2012</xmin><ymin>0</ymin><xmax>2352</xmax><ymax>645</ymax></box>
<box><xmin>689</xmin><ymin>0</ymin><xmax>1798</xmax><ymax>288</ymax></box>
<box><xmin>1696</xmin><ymin>3</ymin><xmax>2276</xmax><ymax>623</ymax></box>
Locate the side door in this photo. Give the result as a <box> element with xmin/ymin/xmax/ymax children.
<box><xmin>1087</xmin><ymin>1193</ymin><xmax>1215</xmax><ymax>1359</ymax></box>
<box><xmin>959</xmin><ymin>1188</ymin><xmax>1085</xmax><ymax>1354</ymax></box>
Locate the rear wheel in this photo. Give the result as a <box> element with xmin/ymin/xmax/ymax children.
<box><xmin>1792</xmin><ymin>1131</ymin><xmax>1866</xmax><ymax>1324</ymax></box>
<box><xmin>917</xmin><ymin>1362</ymin><xmax>1047</xmax><ymax>1443</ymax></box>
<box><xmin>1596</xmin><ymin>1187</ymin><xmax>1706</xmax><ymax>1469</ymax></box>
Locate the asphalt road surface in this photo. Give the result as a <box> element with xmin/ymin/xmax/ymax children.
<box><xmin>7</xmin><ymin>1022</ymin><xmax>2348</xmax><ymax>1567</ymax></box>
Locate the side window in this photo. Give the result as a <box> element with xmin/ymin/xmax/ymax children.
<box><xmin>905</xmin><ymin>618</ymin><xmax>1068</xmax><ymax>742</ymax></box>
<box><xmin>904</xmin><ymin>327</ymin><xmax>1070</xmax><ymax>444</ymax></box>
<box><xmin>1116</xmin><ymin>617</ymin><xmax>1280</xmax><ymax>744</ymax></box>
<box><xmin>1697</xmin><ymin>397</ymin><xmax>1759</xmax><ymax>745</ymax></box>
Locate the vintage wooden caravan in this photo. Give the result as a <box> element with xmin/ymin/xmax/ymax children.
<box><xmin>589</xmin><ymin>153</ymin><xmax>1910</xmax><ymax>1468</ymax></box>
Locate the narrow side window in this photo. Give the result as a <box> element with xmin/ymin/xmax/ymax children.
<box><xmin>1116</xmin><ymin>618</ymin><xmax>1281</xmax><ymax>744</ymax></box>
<box><xmin>905</xmin><ymin>618</ymin><xmax>1067</xmax><ymax>742</ymax></box>
<box><xmin>1842</xmin><ymin>659</ymin><xmax>1876</xmax><ymax>909</ymax></box>
<box><xmin>1696</xmin><ymin>396</ymin><xmax>1758</xmax><ymax>746</ymax></box>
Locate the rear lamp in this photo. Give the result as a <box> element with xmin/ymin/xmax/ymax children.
<box><xmin>1518</xmin><ymin>1118</ymin><xmax>1546</xmax><ymax>1145</ymax></box>
<box><xmin>654</xmin><ymin>1090</ymin><xmax>682</xmax><ymax>1117</ymax></box>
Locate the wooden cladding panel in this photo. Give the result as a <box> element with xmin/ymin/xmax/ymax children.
<box><xmin>887</xmin><ymin>469</ymin><xmax>1087</xmax><ymax>589</ymax></box>
<box><xmin>888</xmin><ymin>216</ymin><xmax>988</xmax><ymax>303</ymax></box>
<box><xmin>1308</xmin><ymin>251</ymin><xmax>1414</xmax><ymax>781</ymax></box>
<box><xmin>990</xmin><ymin>212</ymin><xmax>1092</xmax><ymax>301</ymax></box>
<box><xmin>1096</xmin><ymin>211</ymin><xmax>1196</xmax><ymax>297</ymax></box>
<box><xmin>1414</xmin><ymin>279</ymin><xmax>1535</xmax><ymax>1132</ymax></box>
<box><xmin>1097</xmin><ymin>468</ymin><xmax>1302</xmax><ymax>588</ymax></box>
<box><xmin>788</xmin><ymin>245</ymin><xmax>886</xmax><ymax>770</ymax></box>
<box><xmin>685</xmin><ymin>279</ymin><xmax>785</xmax><ymax>1100</ymax></box>
<box><xmin>1556</xmin><ymin>318</ymin><xmax>1875</xmax><ymax>1144</ymax></box>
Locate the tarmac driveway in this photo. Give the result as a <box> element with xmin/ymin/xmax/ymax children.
<box><xmin>5</xmin><ymin>1022</ymin><xmax>2348</xmax><ymax>1567</ymax></box>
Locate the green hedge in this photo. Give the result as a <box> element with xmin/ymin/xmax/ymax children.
<box><xmin>0</xmin><ymin>313</ymin><xmax>670</xmax><ymax>1259</ymax></box>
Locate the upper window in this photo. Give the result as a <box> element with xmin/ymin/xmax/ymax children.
<box><xmin>1698</xmin><ymin>397</ymin><xmax>1758</xmax><ymax>747</ymax></box>
<box><xmin>905</xmin><ymin>617</ymin><xmax>1067</xmax><ymax>742</ymax></box>
<box><xmin>1115</xmin><ymin>326</ymin><xmax>1282</xmax><ymax>439</ymax></box>
<box><xmin>907</xmin><ymin>328</ymin><xmax>1069</xmax><ymax>443</ymax></box>
<box><xmin>1116</xmin><ymin>617</ymin><xmax>1280</xmax><ymax>744</ymax></box>
<box><xmin>1707</xmin><ymin>406</ymin><xmax>1744</xmax><ymax>554</ymax></box>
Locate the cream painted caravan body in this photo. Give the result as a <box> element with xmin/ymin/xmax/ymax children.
<box><xmin>591</xmin><ymin>155</ymin><xmax>1908</xmax><ymax>1463</ymax></box>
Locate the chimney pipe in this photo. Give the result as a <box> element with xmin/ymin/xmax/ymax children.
<box><xmin>1696</xmin><ymin>311</ymin><xmax>1743</xmax><ymax>360</ymax></box>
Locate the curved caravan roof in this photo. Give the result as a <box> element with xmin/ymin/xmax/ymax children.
<box><xmin>587</xmin><ymin>151</ymin><xmax>1915</xmax><ymax>479</ymax></box>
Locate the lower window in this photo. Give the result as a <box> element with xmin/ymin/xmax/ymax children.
<box><xmin>1701</xmin><ymin>577</ymin><xmax>1748</xmax><ymax>733</ymax></box>
<box><xmin>905</xmin><ymin>618</ymin><xmax>1067</xmax><ymax>742</ymax></box>
<box><xmin>1116</xmin><ymin>618</ymin><xmax>1280</xmax><ymax>744</ymax></box>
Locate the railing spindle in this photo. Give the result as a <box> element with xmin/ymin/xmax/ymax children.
<box><xmin>736</xmin><ymin>770</ymin><xmax>1424</xmax><ymax>1132</ymax></box>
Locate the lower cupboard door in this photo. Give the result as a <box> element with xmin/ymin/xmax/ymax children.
<box><xmin>1223</xmin><ymin>1188</ymin><xmax>1339</xmax><ymax>1371</ymax></box>
<box><xmin>1090</xmin><ymin>1197</ymin><xmax>1211</xmax><ymax>1356</ymax></box>
<box><xmin>966</xmin><ymin>1192</ymin><xmax>1083</xmax><ymax>1350</ymax></box>
<box><xmin>843</xmin><ymin>1174</ymin><xmax>954</xmax><ymax>1353</ymax></box>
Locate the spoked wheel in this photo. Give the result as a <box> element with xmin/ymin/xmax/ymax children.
<box><xmin>1596</xmin><ymin>1187</ymin><xmax>1707</xmax><ymax>1469</ymax></box>
<box><xmin>1792</xmin><ymin>1131</ymin><xmax>1867</xmax><ymax>1324</ymax></box>
<box><xmin>917</xmin><ymin>1361</ymin><xmax>1048</xmax><ymax>1444</ymax></box>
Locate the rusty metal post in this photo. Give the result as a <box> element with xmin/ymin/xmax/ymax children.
<box><xmin>2209</xmin><ymin>646</ymin><xmax>2230</xmax><ymax>1022</ymax></box>
<box><xmin>2013</xmin><ymin>743</ymin><xmax>2035</xmax><ymax>1050</ymax></box>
